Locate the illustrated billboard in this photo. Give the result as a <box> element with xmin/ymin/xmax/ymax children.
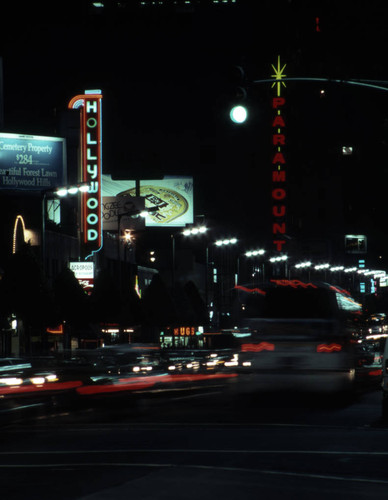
<box><xmin>0</xmin><ymin>132</ymin><xmax>66</xmax><ymax>190</ymax></box>
<box><xmin>102</xmin><ymin>175</ymin><xmax>193</xmax><ymax>227</ymax></box>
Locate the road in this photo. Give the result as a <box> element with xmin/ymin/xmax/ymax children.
<box><xmin>1</xmin><ymin>384</ymin><xmax>388</xmax><ymax>500</ymax></box>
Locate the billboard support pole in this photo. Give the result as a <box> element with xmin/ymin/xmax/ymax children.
<box><xmin>41</xmin><ymin>192</ymin><xmax>47</xmax><ymax>275</ymax></box>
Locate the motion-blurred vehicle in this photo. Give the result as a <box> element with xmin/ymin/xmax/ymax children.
<box><xmin>380</xmin><ymin>335</ymin><xmax>388</xmax><ymax>419</ymax></box>
<box><xmin>0</xmin><ymin>358</ymin><xmax>32</xmax><ymax>373</ymax></box>
<box><xmin>234</xmin><ymin>280</ymin><xmax>363</xmax><ymax>394</ymax></box>
<box><xmin>0</xmin><ymin>356</ymin><xmax>85</xmax><ymax>421</ymax></box>
<box><xmin>355</xmin><ymin>338</ymin><xmax>384</xmax><ymax>386</ymax></box>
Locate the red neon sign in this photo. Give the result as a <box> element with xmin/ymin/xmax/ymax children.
<box><xmin>270</xmin><ymin>279</ymin><xmax>317</xmax><ymax>288</ymax></box>
<box><xmin>241</xmin><ymin>342</ymin><xmax>275</xmax><ymax>352</ymax></box>
<box><xmin>68</xmin><ymin>91</ymin><xmax>103</xmax><ymax>257</ymax></box>
<box><xmin>271</xmin><ymin>57</ymin><xmax>287</xmax><ymax>252</ymax></box>
<box><xmin>316</xmin><ymin>343</ymin><xmax>342</xmax><ymax>353</ymax></box>
<box><xmin>234</xmin><ymin>285</ymin><xmax>266</xmax><ymax>295</ymax></box>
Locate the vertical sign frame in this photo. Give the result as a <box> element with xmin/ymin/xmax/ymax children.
<box><xmin>68</xmin><ymin>90</ymin><xmax>103</xmax><ymax>259</ymax></box>
<box><xmin>271</xmin><ymin>56</ymin><xmax>287</xmax><ymax>253</ymax></box>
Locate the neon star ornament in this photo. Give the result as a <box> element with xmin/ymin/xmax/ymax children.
<box><xmin>271</xmin><ymin>56</ymin><xmax>287</xmax><ymax>97</ymax></box>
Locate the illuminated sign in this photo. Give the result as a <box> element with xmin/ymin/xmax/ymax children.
<box><xmin>345</xmin><ymin>234</ymin><xmax>367</xmax><ymax>254</ymax></box>
<box><xmin>234</xmin><ymin>285</ymin><xmax>266</xmax><ymax>295</ymax></box>
<box><xmin>12</xmin><ymin>215</ymin><xmax>37</xmax><ymax>253</ymax></box>
<box><xmin>69</xmin><ymin>261</ymin><xmax>94</xmax><ymax>292</ymax></box>
<box><xmin>102</xmin><ymin>175</ymin><xmax>194</xmax><ymax>227</ymax></box>
<box><xmin>12</xmin><ymin>215</ymin><xmax>26</xmax><ymax>254</ymax></box>
<box><xmin>271</xmin><ymin>57</ymin><xmax>287</xmax><ymax>252</ymax></box>
<box><xmin>0</xmin><ymin>133</ymin><xmax>66</xmax><ymax>190</ymax></box>
<box><xmin>241</xmin><ymin>342</ymin><xmax>275</xmax><ymax>352</ymax></box>
<box><xmin>173</xmin><ymin>327</ymin><xmax>196</xmax><ymax>336</ymax></box>
<box><xmin>46</xmin><ymin>324</ymin><xmax>64</xmax><ymax>335</ymax></box>
<box><xmin>68</xmin><ymin>90</ymin><xmax>103</xmax><ymax>258</ymax></box>
<box><xmin>270</xmin><ymin>279</ymin><xmax>317</xmax><ymax>288</ymax></box>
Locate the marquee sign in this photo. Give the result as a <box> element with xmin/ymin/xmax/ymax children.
<box><xmin>271</xmin><ymin>57</ymin><xmax>287</xmax><ymax>252</ymax></box>
<box><xmin>68</xmin><ymin>90</ymin><xmax>103</xmax><ymax>259</ymax></box>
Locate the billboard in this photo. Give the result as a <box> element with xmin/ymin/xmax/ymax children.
<box><xmin>0</xmin><ymin>132</ymin><xmax>66</xmax><ymax>190</ymax></box>
<box><xmin>102</xmin><ymin>175</ymin><xmax>193</xmax><ymax>227</ymax></box>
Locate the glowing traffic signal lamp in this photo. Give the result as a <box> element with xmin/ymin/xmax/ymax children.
<box><xmin>227</xmin><ymin>65</ymin><xmax>248</xmax><ymax>124</ymax></box>
<box><xmin>230</xmin><ymin>104</ymin><xmax>248</xmax><ymax>124</ymax></box>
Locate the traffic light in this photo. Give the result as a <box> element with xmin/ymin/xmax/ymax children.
<box><xmin>228</xmin><ymin>65</ymin><xmax>248</xmax><ymax>124</ymax></box>
<box><xmin>230</xmin><ymin>105</ymin><xmax>248</xmax><ymax>124</ymax></box>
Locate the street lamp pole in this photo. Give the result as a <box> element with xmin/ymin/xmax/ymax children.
<box><xmin>171</xmin><ymin>233</ymin><xmax>175</xmax><ymax>290</ymax></box>
<box><xmin>214</xmin><ymin>238</ymin><xmax>238</xmax><ymax>328</ymax></box>
<box><xmin>181</xmin><ymin>224</ymin><xmax>209</xmax><ymax>312</ymax></box>
<box><xmin>41</xmin><ymin>182</ymin><xmax>90</xmax><ymax>276</ymax></box>
<box><xmin>117</xmin><ymin>206</ymin><xmax>159</xmax><ymax>292</ymax></box>
<box><xmin>245</xmin><ymin>249</ymin><xmax>266</xmax><ymax>285</ymax></box>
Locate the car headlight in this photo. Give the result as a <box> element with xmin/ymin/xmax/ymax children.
<box><xmin>31</xmin><ymin>377</ymin><xmax>46</xmax><ymax>385</ymax></box>
<box><xmin>1</xmin><ymin>377</ymin><xmax>23</xmax><ymax>386</ymax></box>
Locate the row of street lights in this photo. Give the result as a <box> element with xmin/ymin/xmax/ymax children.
<box><xmin>177</xmin><ymin>226</ymin><xmax>388</xmax><ymax>290</ymax></box>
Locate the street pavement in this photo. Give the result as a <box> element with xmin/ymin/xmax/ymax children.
<box><xmin>1</xmin><ymin>385</ymin><xmax>388</xmax><ymax>499</ymax></box>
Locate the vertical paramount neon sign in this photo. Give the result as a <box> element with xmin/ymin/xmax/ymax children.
<box><xmin>68</xmin><ymin>90</ymin><xmax>103</xmax><ymax>259</ymax></box>
<box><xmin>271</xmin><ymin>57</ymin><xmax>287</xmax><ymax>252</ymax></box>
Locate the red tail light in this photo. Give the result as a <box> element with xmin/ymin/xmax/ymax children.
<box><xmin>241</xmin><ymin>342</ymin><xmax>275</xmax><ymax>352</ymax></box>
<box><xmin>316</xmin><ymin>343</ymin><xmax>342</xmax><ymax>353</ymax></box>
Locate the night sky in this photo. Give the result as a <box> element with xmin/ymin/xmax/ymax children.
<box><xmin>2</xmin><ymin>0</ymin><xmax>388</xmax><ymax>249</ymax></box>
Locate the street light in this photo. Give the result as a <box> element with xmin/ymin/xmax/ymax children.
<box><xmin>182</xmin><ymin>226</ymin><xmax>208</xmax><ymax>236</ymax></box>
<box><xmin>55</xmin><ymin>182</ymin><xmax>90</xmax><ymax>197</ymax></box>
<box><xmin>314</xmin><ymin>263</ymin><xmax>330</xmax><ymax>270</ymax></box>
<box><xmin>295</xmin><ymin>261</ymin><xmax>312</xmax><ymax>269</ymax></box>
<box><xmin>269</xmin><ymin>255</ymin><xmax>288</xmax><ymax>263</ymax></box>
<box><xmin>245</xmin><ymin>249</ymin><xmax>265</xmax><ymax>257</ymax></box>
<box><xmin>215</xmin><ymin>238</ymin><xmax>238</xmax><ymax>246</ymax></box>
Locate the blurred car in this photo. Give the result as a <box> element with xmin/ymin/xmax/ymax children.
<box><xmin>235</xmin><ymin>280</ymin><xmax>363</xmax><ymax>394</ymax></box>
<box><xmin>380</xmin><ymin>336</ymin><xmax>388</xmax><ymax>420</ymax></box>
<box><xmin>0</xmin><ymin>357</ymin><xmax>32</xmax><ymax>373</ymax></box>
<box><xmin>362</xmin><ymin>313</ymin><xmax>388</xmax><ymax>338</ymax></box>
<box><xmin>0</xmin><ymin>355</ymin><xmax>86</xmax><ymax>418</ymax></box>
<box><xmin>355</xmin><ymin>338</ymin><xmax>384</xmax><ymax>386</ymax></box>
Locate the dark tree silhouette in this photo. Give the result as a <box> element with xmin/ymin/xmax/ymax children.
<box><xmin>120</xmin><ymin>284</ymin><xmax>144</xmax><ymax>327</ymax></box>
<box><xmin>2</xmin><ymin>243</ymin><xmax>57</xmax><ymax>329</ymax></box>
<box><xmin>52</xmin><ymin>267</ymin><xmax>90</xmax><ymax>327</ymax></box>
<box><xmin>1</xmin><ymin>243</ymin><xmax>57</xmax><ymax>354</ymax></box>
<box><xmin>142</xmin><ymin>274</ymin><xmax>177</xmax><ymax>342</ymax></box>
<box><xmin>89</xmin><ymin>269</ymin><xmax>122</xmax><ymax>324</ymax></box>
<box><xmin>183</xmin><ymin>280</ymin><xmax>208</xmax><ymax>326</ymax></box>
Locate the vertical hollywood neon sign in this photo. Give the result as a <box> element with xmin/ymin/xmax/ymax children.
<box><xmin>68</xmin><ymin>90</ymin><xmax>103</xmax><ymax>259</ymax></box>
<box><xmin>271</xmin><ymin>57</ymin><xmax>287</xmax><ymax>252</ymax></box>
